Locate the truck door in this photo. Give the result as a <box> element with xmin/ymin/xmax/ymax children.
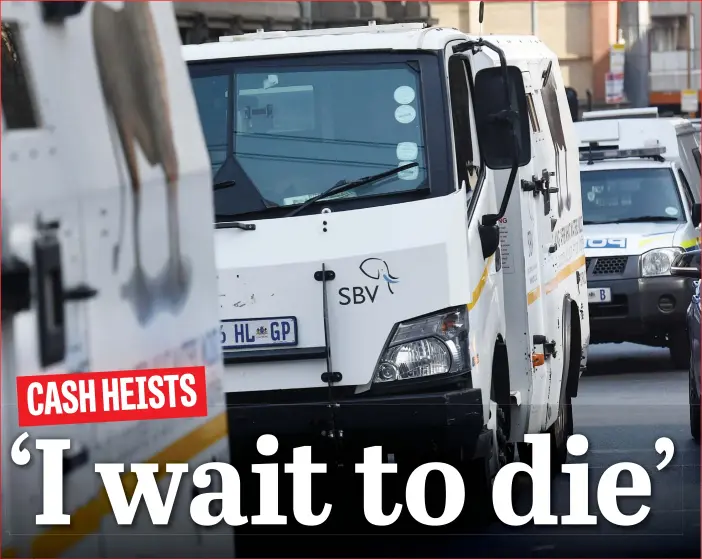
<box><xmin>1</xmin><ymin>11</ymin><xmax>98</xmax><ymax>557</ymax></box>
<box><xmin>519</xmin><ymin>67</ymin><xmax>563</xmax><ymax>431</ymax></box>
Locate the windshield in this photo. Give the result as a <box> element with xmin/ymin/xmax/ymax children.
<box><xmin>189</xmin><ymin>53</ymin><xmax>447</xmax><ymax>220</ymax></box>
<box><xmin>580</xmin><ymin>167</ymin><xmax>685</xmax><ymax>225</ymax></box>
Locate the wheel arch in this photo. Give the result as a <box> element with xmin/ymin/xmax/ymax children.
<box><xmin>562</xmin><ymin>295</ymin><xmax>583</xmax><ymax>401</ymax></box>
<box><xmin>492</xmin><ymin>334</ymin><xmax>511</xmax><ymax>438</ymax></box>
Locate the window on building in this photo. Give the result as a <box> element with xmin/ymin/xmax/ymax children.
<box><xmin>650</xmin><ymin>15</ymin><xmax>691</xmax><ymax>52</ymax></box>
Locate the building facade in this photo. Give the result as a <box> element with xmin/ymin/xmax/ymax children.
<box><xmin>175</xmin><ymin>1</ymin><xmax>699</xmax><ymax>114</ymax></box>
<box><xmin>175</xmin><ymin>2</ymin><xmax>434</xmax><ymax>44</ymax></box>
<box><xmin>431</xmin><ymin>1</ymin><xmax>619</xmax><ymax>108</ymax></box>
<box><xmin>647</xmin><ymin>1</ymin><xmax>700</xmax><ymax>111</ymax></box>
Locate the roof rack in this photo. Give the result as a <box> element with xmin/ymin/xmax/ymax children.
<box><xmin>218</xmin><ymin>22</ymin><xmax>428</xmax><ymax>42</ymax></box>
<box><xmin>579</xmin><ymin>145</ymin><xmax>667</xmax><ymax>165</ymax></box>
<box><xmin>581</xmin><ymin>107</ymin><xmax>659</xmax><ymax>121</ymax></box>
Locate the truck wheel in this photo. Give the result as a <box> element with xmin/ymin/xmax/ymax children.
<box><xmin>461</xmin><ymin>402</ymin><xmax>510</xmax><ymax>525</ymax></box>
<box><xmin>690</xmin><ymin>374</ymin><xmax>700</xmax><ymax>443</ymax></box>
<box><xmin>670</xmin><ymin>330</ymin><xmax>691</xmax><ymax>370</ymax></box>
<box><xmin>549</xmin><ymin>395</ymin><xmax>571</xmax><ymax>472</ymax></box>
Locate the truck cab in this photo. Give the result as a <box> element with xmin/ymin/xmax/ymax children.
<box><xmin>184</xmin><ymin>22</ymin><xmax>589</xmax><ymax>509</ymax></box>
<box><xmin>576</xmin><ymin>112</ymin><xmax>701</xmax><ymax>369</ymax></box>
<box><xmin>2</xmin><ymin>3</ymin><xmax>230</xmax><ymax>557</ymax></box>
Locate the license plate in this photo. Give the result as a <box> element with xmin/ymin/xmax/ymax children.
<box><xmin>221</xmin><ymin>317</ymin><xmax>298</xmax><ymax>349</ymax></box>
<box><xmin>588</xmin><ymin>288</ymin><xmax>612</xmax><ymax>304</ymax></box>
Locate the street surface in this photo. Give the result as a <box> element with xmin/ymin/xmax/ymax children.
<box><xmin>236</xmin><ymin>344</ymin><xmax>700</xmax><ymax>558</ymax></box>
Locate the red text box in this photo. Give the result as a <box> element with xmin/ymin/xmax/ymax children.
<box><xmin>16</xmin><ymin>367</ymin><xmax>208</xmax><ymax>427</ymax></box>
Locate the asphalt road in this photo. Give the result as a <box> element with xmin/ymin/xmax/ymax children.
<box><xmin>236</xmin><ymin>344</ymin><xmax>701</xmax><ymax>558</ymax></box>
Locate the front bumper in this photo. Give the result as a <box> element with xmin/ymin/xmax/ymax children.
<box><xmin>226</xmin><ymin>387</ymin><xmax>490</xmax><ymax>464</ymax></box>
<box><xmin>588</xmin><ymin>276</ymin><xmax>695</xmax><ymax>345</ymax></box>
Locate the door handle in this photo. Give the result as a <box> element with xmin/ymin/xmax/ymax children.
<box><xmin>63</xmin><ymin>284</ymin><xmax>99</xmax><ymax>302</ymax></box>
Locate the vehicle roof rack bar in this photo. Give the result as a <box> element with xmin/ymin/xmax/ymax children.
<box><xmin>579</xmin><ymin>145</ymin><xmax>667</xmax><ymax>164</ymax></box>
<box><xmin>218</xmin><ymin>22</ymin><xmax>427</xmax><ymax>42</ymax></box>
<box><xmin>581</xmin><ymin>107</ymin><xmax>659</xmax><ymax>121</ymax></box>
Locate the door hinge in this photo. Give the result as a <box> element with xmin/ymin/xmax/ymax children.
<box><xmin>521</xmin><ymin>169</ymin><xmax>557</xmax><ymax>216</ymax></box>
<box><xmin>1</xmin><ymin>255</ymin><xmax>32</xmax><ymax>315</ymax></box>
<box><xmin>521</xmin><ymin>169</ymin><xmax>556</xmax><ymax>196</ymax></box>
<box><xmin>533</xmin><ymin>334</ymin><xmax>557</xmax><ymax>358</ymax></box>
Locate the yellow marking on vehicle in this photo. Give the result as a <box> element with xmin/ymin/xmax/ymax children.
<box><xmin>680</xmin><ymin>237</ymin><xmax>700</xmax><ymax>249</ymax></box>
<box><xmin>527</xmin><ymin>286</ymin><xmax>541</xmax><ymax>305</ymax></box>
<box><xmin>2</xmin><ymin>413</ymin><xmax>228</xmax><ymax>558</ymax></box>
<box><xmin>527</xmin><ymin>255</ymin><xmax>587</xmax><ymax>305</ymax></box>
<box><xmin>545</xmin><ymin>255</ymin><xmax>587</xmax><ymax>295</ymax></box>
<box><xmin>467</xmin><ymin>255</ymin><xmax>495</xmax><ymax>311</ymax></box>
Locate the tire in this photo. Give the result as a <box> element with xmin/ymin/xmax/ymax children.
<box><xmin>549</xmin><ymin>395</ymin><xmax>571</xmax><ymax>473</ymax></box>
<box><xmin>670</xmin><ymin>329</ymin><xmax>691</xmax><ymax>370</ymax></box>
<box><xmin>690</xmin><ymin>373</ymin><xmax>700</xmax><ymax>443</ymax></box>
<box><xmin>458</xmin><ymin>403</ymin><xmax>510</xmax><ymax>527</ymax></box>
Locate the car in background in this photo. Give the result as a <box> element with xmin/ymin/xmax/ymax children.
<box><xmin>671</xmin><ymin>249</ymin><xmax>701</xmax><ymax>442</ymax></box>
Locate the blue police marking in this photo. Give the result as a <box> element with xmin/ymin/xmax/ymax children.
<box><xmin>585</xmin><ymin>238</ymin><xmax>627</xmax><ymax>249</ymax></box>
<box><xmin>221</xmin><ymin>316</ymin><xmax>298</xmax><ymax>349</ymax></box>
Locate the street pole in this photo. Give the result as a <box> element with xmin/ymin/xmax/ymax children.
<box><xmin>531</xmin><ymin>1</ymin><xmax>537</xmax><ymax>35</ymax></box>
<box><xmin>301</xmin><ymin>1</ymin><xmax>312</xmax><ymax>30</ymax></box>
<box><xmin>686</xmin><ymin>0</ymin><xmax>695</xmax><ymax>117</ymax></box>
<box><xmin>687</xmin><ymin>0</ymin><xmax>692</xmax><ymax>90</ymax></box>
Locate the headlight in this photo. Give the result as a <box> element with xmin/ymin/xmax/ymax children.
<box><xmin>372</xmin><ymin>307</ymin><xmax>469</xmax><ymax>384</ymax></box>
<box><xmin>641</xmin><ymin>247</ymin><xmax>684</xmax><ymax>277</ymax></box>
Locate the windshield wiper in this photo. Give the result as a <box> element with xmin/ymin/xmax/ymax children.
<box><xmin>615</xmin><ymin>215</ymin><xmax>679</xmax><ymax>223</ymax></box>
<box><xmin>284</xmin><ymin>162</ymin><xmax>419</xmax><ymax>218</ymax></box>
<box><xmin>214</xmin><ymin>179</ymin><xmax>237</xmax><ymax>191</ymax></box>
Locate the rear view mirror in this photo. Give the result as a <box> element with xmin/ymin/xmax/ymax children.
<box><xmin>692</xmin><ymin>202</ymin><xmax>701</xmax><ymax>228</ymax></box>
<box><xmin>473</xmin><ymin>65</ymin><xmax>531</xmax><ymax>170</ymax></box>
<box><xmin>671</xmin><ymin>249</ymin><xmax>701</xmax><ymax>279</ymax></box>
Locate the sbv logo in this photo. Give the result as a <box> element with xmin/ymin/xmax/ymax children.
<box><xmin>359</xmin><ymin>258</ymin><xmax>400</xmax><ymax>294</ymax></box>
<box><xmin>338</xmin><ymin>258</ymin><xmax>400</xmax><ymax>305</ymax></box>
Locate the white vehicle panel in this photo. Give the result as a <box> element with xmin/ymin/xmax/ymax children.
<box><xmin>1</xmin><ymin>2</ymin><xmax>229</xmax><ymax>557</ymax></box>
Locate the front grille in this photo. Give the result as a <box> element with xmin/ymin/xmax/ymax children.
<box><xmin>589</xmin><ymin>256</ymin><xmax>628</xmax><ymax>276</ymax></box>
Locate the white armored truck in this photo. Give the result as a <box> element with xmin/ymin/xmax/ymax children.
<box><xmin>184</xmin><ymin>22</ymin><xmax>590</xmax><ymax>507</ymax></box>
<box><xmin>2</xmin><ymin>2</ymin><xmax>231</xmax><ymax>557</ymax></box>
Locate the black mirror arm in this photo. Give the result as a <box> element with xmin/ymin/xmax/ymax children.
<box><xmin>481</xmin><ymin>136</ymin><xmax>519</xmax><ymax>227</ymax></box>
<box><xmin>454</xmin><ymin>39</ymin><xmax>520</xmax><ymax>228</ymax></box>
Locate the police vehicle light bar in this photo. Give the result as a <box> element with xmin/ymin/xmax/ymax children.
<box><xmin>579</xmin><ymin>145</ymin><xmax>667</xmax><ymax>163</ymax></box>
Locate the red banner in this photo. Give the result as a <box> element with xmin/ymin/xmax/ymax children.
<box><xmin>16</xmin><ymin>367</ymin><xmax>208</xmax><ymax>427</ymax></box>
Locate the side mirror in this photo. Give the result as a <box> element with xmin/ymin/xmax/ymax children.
<box><xmin>692</xmin><ymin>203</ymin><xmax>701</xmax><ymax>228</ymax></box>
<box><xmin>671</xmin><ymin>250</ymin><xmax>701</xmax><ymax>279</ymax></box>
<box><xmin>473</xmin><ymin>65</ymin><xmax>531</xmax><ymax>170</ymax></box>
<box><xmin>478</xmin><ymin>222</ymin><xmax>500</xmax><ymax>259</ymax></box>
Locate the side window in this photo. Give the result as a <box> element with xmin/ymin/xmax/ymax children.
<box><xmin>447</xmin><ymin>57</ymin><xmax>474</xmax><ymax>190</ymax></box>
<box><xmin>693</xmin><ymin>147</ymin><xmax>701</xmax><ymax>173</ymax></box>
<box><xmin>191</xmin><ymin>74</ymin><xmax>230</xmax><ymax>176</ymax></box>
<box><xmin>678</xmin><ymin>169</ymin><xmax>695</xmax><ymax>210</ymax></box>
<box><xmin>2</xmin><ymin>22</ymin><xmax>40</xmax><ymax>129</ymax></box>
<box><xmin>526</xmin><ymin>93</ymin><xmax>540</xmax><ymax>133</ymax></box>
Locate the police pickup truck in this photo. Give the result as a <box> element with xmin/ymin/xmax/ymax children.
<box><xmin>577</xmin><ymin>137</ymin><xmax>701</xmax><ymax>368</ymax></box>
